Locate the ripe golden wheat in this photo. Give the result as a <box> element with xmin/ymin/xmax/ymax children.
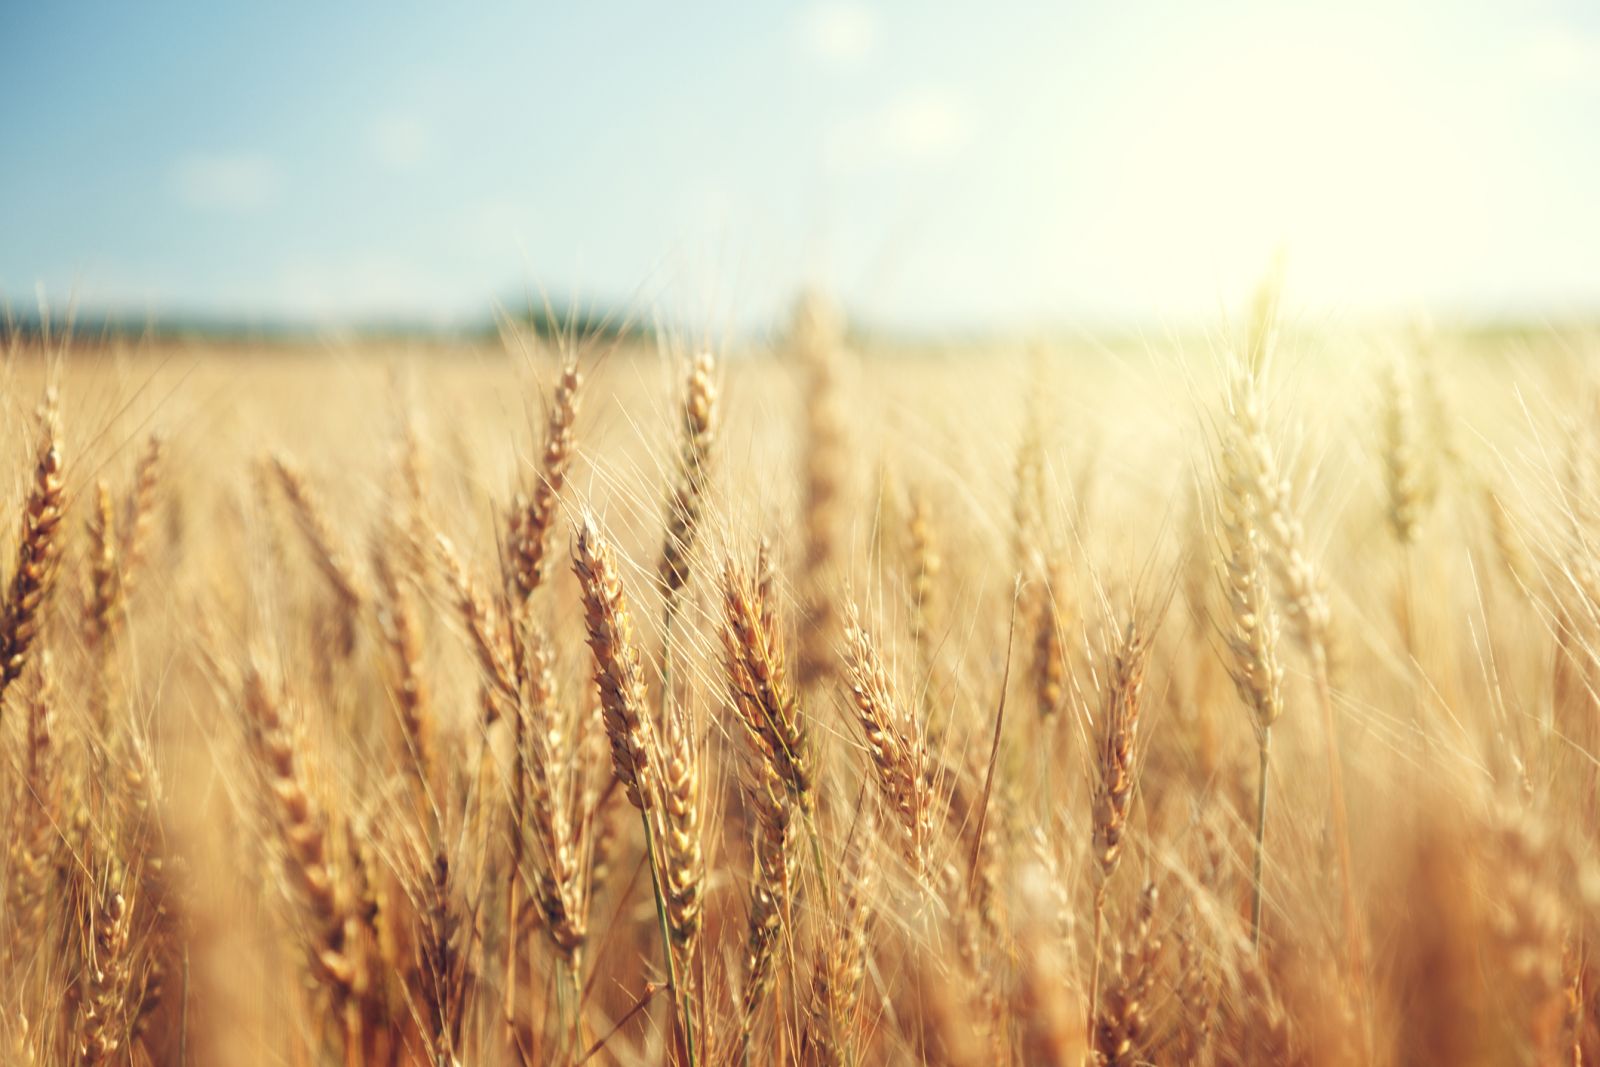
<box><xmin>0</xmin><ymin>305</ymin><xmax>1597</xmax><ymax>1066</ymax></box>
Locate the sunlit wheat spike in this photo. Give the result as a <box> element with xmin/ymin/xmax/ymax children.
<box><xmin>519</xmin><ymin>623</ymin><xmax>586</xmax><ymax>959</ymax></box>
<box><xmin>435</xmin><ymin>531</ymin><xmax>518</xmax><ymax>716</ymax></box>
<box><xmin>571</xmin><ymin>514</ymin><xmax>655</xmax><ymax>812</ymax></box>
<box><xmin>0</xmin><ymin>396</ymin><xmax>66</xmax><ymax>707</ymax></box>
<box><xmin>270</xmin><ymin>454</ymin><xmax>365</xmax><ymax>651</ymax></box>
<box><xmin>842</xmin><ymin>601</ymin><xmax>930</xmax><ymax>874</ymax></box>
<box><xmin>372</xmin><ymin>535</ymin><xmax>434</xmax><ymax>800</ymax></box>
<box><xmin>794</xmin><ymin>293</ymin><xmax>846</xmax><ymax>694</ymax></box>
<box><xmin>1091</xmin><ymin>620</ymin><xmax>1150</xmax><ymax>883</ymax></box>
<box><xmin>239</xmin><ymin>665</ymin><xmax>362</xmax><ymax>1005</ymax></box>
<box><xmin>119</xmin><ymin>431</ymin><xmax>164</xmax><ymax>597</ymax></box>
<box><xmin>658</xmin><ymin>688</ymin><xmax>704</xmax><ymax>957</ymax></box>
<box><xmin>1381</xmin><ymin>360</ymin><xmax>1427</xmax><ymax>546</ymax></box>
<box><xmin>1031</xmin><ymin>553</ymin><xmax>1069</xmax><ymax>720</ymax></box>
<box><xmin>1225</xmin><ymin>365</ymin><xmax>1330</xmax><ymax>657</ymax></box>
<box><xmin>508</xmin><ymin>356</ymin><xmax>581</xmax><ymax>601</ymax></box>
<box><xmin>1215</xmin><ymin>378</ymin><xmax>1288</xmax><ymax>950</ymax></box>
<box><xmin>77</xmin><ymin>886</ymin><xmax>133</xmax><ymax>1065</ymax></box>
<box><xmin>659</xmin><ymin>351</ymin><xmax>718</xmax><ymax>606</ymax></box>
<box><xmin>84</xmin><ymin>478</ymin><xmax>124</xmax><ymax>651</ymax></box>
<box><xmin>1216</xmin><ymin>394</ymin><xmax>1285</xmax><ymax>738</ymax></box>
<box><xmin>720</xmin><ymin>556</ymin><xmax>812</xmax><ymax>808</ymax></box>
<box><xmin>737</xmin><ymin>756</ymin><xmax>797</xmax><ymax>1053</ymax></box>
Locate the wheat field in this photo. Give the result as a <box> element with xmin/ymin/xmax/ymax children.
<box><xmin>0</xmin><ymin>300</ymin><xmax>1594</xmax><ymax>1065</ymax></box>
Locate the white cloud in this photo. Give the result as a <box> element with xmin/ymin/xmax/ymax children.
<box><xmin>265</xmin><ymin>256</ymin><xmax>470</xmax><ymax>320</ymax></box>
<box><xmin>370</xmin><ymin>114</ymin><xmax>433</xmax><ymax>171</ymax></box>
<box><xmin>171</xmin><ymin>153</ymin><xmax>279</xmax><ymax>211</ymax></box>
<box><xmin>826</xmin><ymin>89</ymin><xmax>976</xmax><ymax>172</ymax></box>
<box><xmin>797</xmin><ymin>3</ymin><xmax>877</xmax><ymax>65</ymax></box>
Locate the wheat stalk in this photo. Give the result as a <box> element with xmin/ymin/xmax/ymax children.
<box><xmin>1087</xmin><ymin>618</ymin><xmax>1151</xmax><ymax>1030</ymax></box>
<box><xmin>240</xmin><ymin>666</ymin><xmax>364</xmax><ymax>1030</ymax></box>
<box><xmin>571</xmin><ymin>514</ymin><xmax>696</xmax><ymax>1065</ymax></box>
<box><xmin>1215</xmin><ymin>385</ymin><xmax>1285</xmax><ymax>949</ymax></box>
<box><xmin>737</xmin><ymin>757</ymin><xmax>797</xmax><ymax>1061</ymax></box>
<box><xmin>660</xmin><ymin>352</ymin><xmax>718</xmax><ymax>612</ymax></box>
<box><xmin>795</xmin><ymin>295</ymin><xmax>846</xmax><ymax>695</ymax></box>
<box><xmin>373</xmin><ymin>536</ymin><xmax>434</xmax><ymax>806</ymax></box>
<box><xmin>572</xmin><ymin>517</ymin><xmax>656</xmax><ymax>814</ymax></box>
<box><xmin>1225</xmin><ymin>358</ymin><xmax>1365</xmax><ymax>994</ymax></box>
<box><xmin>118</xmin><ymin>431</ymin><xmax>164</xmax><ymax>598</ymax></box>
<box><xmin>436</xmin><ymin>532</ymin><xmax>518</xmax><ymax>720</ymax></box>
<box><xmin>271</xmin><ymin>455</ymin><xmax>365</xmax><ymax>652</ymax></box>
<box><xmin>77</xmin><ymin>885</ymin><xmax>133</xmax><ymax>1065</ymax></box>
<box><xmin>508</xmin><ymin>356</ymin><xmax>581</xmax><ymax>601</ymax></box>
<box><xmin>720</xmin><ymin>558</ymin><xmax>813</xmax><ymax>809</ymax></box>
<box><xmin>0</xmin><ymin>397</ymin><xmax>66</xmax><ymax>710</ymax></box>
<box><xmin>842</xmin><ymin>602</ymin><xmax>930</xmax><ymax>876</ymax></box>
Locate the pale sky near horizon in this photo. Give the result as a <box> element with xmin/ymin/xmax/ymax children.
<box><xmin>3</xmin><ymin>2</ymin><xmax>1597</xmax><ymax>333</ymax></box>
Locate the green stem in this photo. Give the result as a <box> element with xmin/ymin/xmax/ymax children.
<box><xmin>640</xmin><ymin>808</ymin><xmax>696</xmax><ymax>1067</ymax></box>
<box><xmin>804</xmin><ymin>815</ymin><xmax>834</xmax><ymax>913</ymax></box>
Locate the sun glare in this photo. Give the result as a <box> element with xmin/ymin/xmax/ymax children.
<box><xmin>1094</xmin><ymin>9</ymin><xmax>1486</xmax><ymax>316</ymax></box>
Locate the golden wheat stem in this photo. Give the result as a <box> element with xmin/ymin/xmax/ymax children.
<box><xmin>1087</xmin><ymin>885</ymin><xmax>1107</xmax><ymax>1046</ymax></box>
<box><xmin>503</xmin><ymin>799</ymin><xmax>522</xmax><ymax>1059</ymax></box>
<box><xmin>1312</xmin><ymin>643</ymin><xmax>1367</xmax><ymax>997</ymax></box>
<box><xmin>570</xmin><ymin>959</ymin><xmax>585</xmax><ymax>1065</ymax></box>
<box><xmin>1399</xmin><ymin>542</ymin><xmax>1428</xmax><ymax>751</ymax></box>
<box><xmin>1250</xmin><ymin>729</ymin><xmax>1272</xmax><ymax>949</ymax></box>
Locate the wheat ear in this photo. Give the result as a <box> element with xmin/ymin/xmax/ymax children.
<box><xmin>843</xmin><ymin>602</ymin><xmax>930</xmax><ymax>876</ymax></box>
<box><xmin>271</xmin><ymin>455</ymin><xmax>365</xmax><ymax>651</ymax></box>
<box><xmin>571</xmin><ymin>515</ymin><xmax>695</xmax><ymax>1065</ymax></box>
<box><xmin>1216</xmin><ymin>391</ymin><xmax>1285</xmax><ymax>949</ymax></box>
<box><xmin>0</xmin><ymin>397</ymin><xmax>66</xmax><ymax>710</ymax></box>
<box><xmin>1088</xmin><ymin>619</ymin><xmax>1151</xmax><ymax>1029</ymax></box>
<box><xmin>1227</xmin><ymin>361</ymin><xmax>1364</xmax><ymax>990</ymax></box>
<box><xmin>659</xmin><ymin>351</ymin><xmax>718</xmax><ymax>613</ymax></box>
<box><xmin>508</xmin><ymin>356</ymin><xmax>581</xmax><ymax>601</ymax></box>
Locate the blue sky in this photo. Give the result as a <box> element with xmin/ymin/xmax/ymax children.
<box><xmin>3</xmin><ymin>2</ymin><xmax>1598</xmax><ymax>331</ymax></box>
